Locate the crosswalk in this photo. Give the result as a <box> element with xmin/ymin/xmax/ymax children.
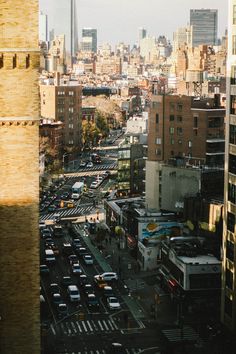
<box><xmin>64</xmin><ymin>349</ymin><xmax>142</xmax><ymax>354</ymax></box>
<box><xmin>51</xmin><ymin>318</ymin><xmax>119</xmax><ymax>336</ymax></box>
<box><xmin>78</xmin><ymin>162</ymin><xmax>117</xmax><ymax>173</ymax></box>
<box><xmin>40</xmin><ymin>204</ymin><xmax>95</xmax><ymax>221</ymax></box>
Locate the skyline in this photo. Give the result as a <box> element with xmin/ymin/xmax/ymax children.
<box><xmin>39</xmin><ymin>0</ymin><xmax>227</xmax><ymax>48</ymax></box>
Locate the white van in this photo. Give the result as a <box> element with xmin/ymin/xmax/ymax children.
<box><xmin>72</xmin><ymin>193</ymin><xmax>80</xmax><ymax>200</ymax></box>
<box><xmin>67</xmin><ymin>285</ymin><xmax>80</xmax><ymax>302</ymax></box>
<box><xmin>45</xmin><ymin>249</ymin><xmax>56</xmax><ymax>263</ymax></box>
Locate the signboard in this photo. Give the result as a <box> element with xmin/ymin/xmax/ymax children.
<box><xmin>138</xmin><ymin>221</ymin><xmax>183</xmax><ymax>241</ymax></box>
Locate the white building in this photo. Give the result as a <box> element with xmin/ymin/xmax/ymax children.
<box><xmin>39</xmin><ymin>11</ymin><xmax>48</xmax><ymax>42</ymax></box>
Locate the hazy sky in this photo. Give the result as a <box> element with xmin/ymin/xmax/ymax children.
<box><xmin>39</xmin><ymin>0</ymin><xmax>227</xmax><ymax>47</ymax></box>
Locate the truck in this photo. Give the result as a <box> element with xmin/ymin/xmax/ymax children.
<box><xmin>71</xmin><ymin>182</ymin><xmax>84</xmax><ymax>199</ymax></box>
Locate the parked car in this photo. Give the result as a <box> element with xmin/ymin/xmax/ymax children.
<box><xmin>95</xmin><ymin>272</ymin><xmax>118</xmax><ymax>282</ymax></box>
<box><xmin>107</xmin><ymin>297</ymin><xmax>121</xmax><ymax>310</ymax></box>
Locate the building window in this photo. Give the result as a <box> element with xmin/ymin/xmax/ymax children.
<box><xmin>229</xmin><ymin>154</ymin><xmax>236</xmax><ymax>175</ymax></box>
<box><xmin>226</xmin><ymin>240</ymin><xmax>234</xmax><ymax>262</ymax></box>
<box><xmin>26</xmin><ymin>54</ymin><xmax>30</xmax><ymax>68</ymax></box>
<box><xmin>156</xmin><ymin>113</ymin><xmax>159</xmax><ymax>124</ymax></box>
<box><xmin>58</xmin><ymin>107</ymin><xmax>64</xmax><ymax>113</ymax></box>
<box><xmin>69</xmin><ymin>124</ymin><xmax>74</xmax><ymax>129</ymax></box>
<box><xmin>155</xmin><ymin>149</ymin><xmax>161</xmax><ymax>156</ymax></box>
<box><xmin>177</xmin><ymin>127</ymin><xmax>183</xmax><ymax>135</ymax></box>
<box><xmin>69</xmin><ymin>91</ymin><xmax>74</xmax><ymax>96</ymax></box>
<box><xmin>226</xmin><ymin>269</ymin><xmax>233</xmax><ymax>290</ymax></box>
<box><xmin>227</xmin><ymin>212</ymin><xmax>235</xmax><ymax>233</ymax></box>
<box><xmin>234</xmin><ymin>5</ymin><xmax>236</xmax><ymax>25</ymax></box>
<box><xmin>170</xmin><ymin>103</ymin><xmax>175</xmax><ymax>112</ymax></box>
<box><xmin>178</xmin><ymin>139</ymin><xmax>182</xmax><ymax>144</ymax></box>
<box><xmin>229</xmin><ymin>124</ymin><xmax>236</xmax><ymax>145</ymax></box>
<box><xmin>177</xmin><ymin>115</ymin><xmax>182</xmax><ymax>122</ymax></box>
<box><xmin>58</xmin><ymin>116</ymin><xmax>64</xmax><ymax>122</ymax></box>
<box><xmin>228</xmin><ymin>183</ymin><xmax>236</xmax><ymax>204</ymax></box>
<box><xmin>169</xmin><ymin>127</ymin><xmax>174</xmax><ymax>134</ymax></box>
<box><xmin>233</xmin><ymin>35</ymin><xmax>236</xmax><ymax>55</ymax></box>
<box><xmin>69</xmin><ymin>107</ymin><xmax>74</xmax><ymax>113</ymax></box>
<box><xmin>194</xmin><ymin>116</ymin><xmax>198</xmax><ymax>128</ymax></box>
<box><xmin>58</xmin><ymin>98</ymin><xmax>65</xmax><ymax>105</ymax></box>
<box><xmin>68</xmin><ymin>140</ymin><xmax>74</xmax><ymax>145</ymax></box>
<box><xmin>58</xmin><ymin>91</ymin><xmax>65</xmax><ymax>96</ymax></box>
<box><xmin>156</xmin><ymin>138</ymin><xmax>161</xmax><ymax>144</ymax></box>
<box><xmin>171</xmin><ymin>138</ymin><xmax>174</xmax><ymax>145</ymax></box>
<box><xmin>177</xmin><ymin>103</ymin><xmax>183</xmax><ymax>112</ymax></box>
<box><xmin>225</xmin><ymin>296</ymin><xmax>233</xmax><ymax>317</ymax></box>
<box><xmin>188</xmin><ymin>140</ymin><xmax>192</xmax><ymax>148</ymax></box>
<box><xmin>231</xmin><ymin>66</ymin><xmax>236</xmax><ymax>84</ymax></box>
<box><xmin>169</xmin><ymin>115</ymin><xmax>175</xmax><ymax>121</ymax></box>
<box><xmin>208</xmin><ymin>117</ymin><xmax>222</xmax><ymax>128</ymax></box>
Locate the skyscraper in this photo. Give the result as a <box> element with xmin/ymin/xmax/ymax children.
<box><xmin>138</xmin><ymin>27</ymin><xmax>147</xmax><ymax>46</ymax></box>
<box><xmin>81</xmin><ymin>28</ymin><xmax>98</xmax><ymax>53</ymax></box>
<box><xmin>190</xmin><ymin>9</ymin><xmax>218</xmax><ymax>47</ymax></box>
<box><xmin>0</xmin><ymin>1</ymin><xmax>40</xmax><ymax>353</ymax></box>
<box><xmin>71</xmin><ymin>0</ymin><xmax>79</xmax><ymax>58</ymax></box>
<box><xmin>221</xmin><ymin>0</ymin><xmax>236</xmax><ymax>333</ymax></box>
<box><xmin>39</xmin><ymin>11</ymin><xmax>48</xmax><ymax>42</ymax></box>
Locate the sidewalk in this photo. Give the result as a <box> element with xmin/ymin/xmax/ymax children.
<box><xmin>72</xmin><ymin>223</ymin><xmax>176</xmax><ymax>327</ymax></box>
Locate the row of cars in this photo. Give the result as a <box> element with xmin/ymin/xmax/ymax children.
<box><xmin>89</xmin><ymin>170</ymin><xmax>111</xmax><ymax>189</ymax></box>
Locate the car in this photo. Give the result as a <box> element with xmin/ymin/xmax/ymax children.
<box><xmin>96</xmin><ymin>272</ymin><xmax>118</xmax><ymax>282</ymax></box>
<box><xmin>72</xmin><ymin>239</ymin><xmax>82</xmax><ymax>250</ymax></box>
<box><xmin>103</xmin><ymin>286</ymin><xmax>115</xmax><ymax>298</ymax></box>
<box><xmin>90</xmin><ymin>181</ymin><xmax>99</xmax><ymax>189</ymax></box>
<box><xmin>68</xmin><ymin>254</ymin><xmax>79</xmax><ymax>265</ymax></box>
<box><xmin>67</xmin><ymin>285</ymin><xmax>80</xmax><ymax>302</ymax></box>
<box><xmin>78</xmin><ymin>274</ymin><xmax>88</xmax><ymax>286</ymax></box>
<box><xmin>86</xmin><ymin>161</ymin><xmax>93</xmax><ymax>168</ymax></box>
<box><xmin>85</xmin><ymin>191</ymin><xmax>95</xmax><ymax>199</ymax></box>
<box><xmin>109</xmin><ymin>343</ymin><xmax>125</xmax><ymax>354</ymax></box>
<box><xmin>41</xmin><ymin>228</ymin><xmax>52</xmax><ymax>239</ymax></box>
<box><xmin>62</xmin><ymin>276</ymin><xmax>73</xmax><ymax>287</ymax></box>
<box><xmin>61</xmin><ymin>192</ymin><xmax>70</xmax><ymax>200</ymax></box>
<box><xmin>71</xmin><ymin>263</ymin><xmax>82</xmax><ymax>275</ymax></box>
<box><xmin>95</xmin><ymin>175</ymin><xmax>103</xmax><ymax>183</ymax></box>
<box><xmin>83</xmin><ymin>254</ymin><xmax>94</xmax><ymax>265</ymax></box>
<box><xmin>50</xmin><ymin>283</ymin><xmax>61</xmax><ymax>295</ymax></box>
<box><xmin>52</xmin><ymin>293</ymin><xmax>63</xmax><ymax>306</ymax></box>
<box><xmin>39</xmin><ymin>221</ymin><xmax>46</xmax><ymax>229</ymax></box>
<box><xmin>48</xmin><ymin>205</ymin><xmax>57</xmax><ymax>212</ymax></box>
<box><xmin>40</xmin><ymin>264</ymin><xmax>49</xmax><ymax>275</ymax></box>
<box><xmin>62</xmin><ymin>243</ymin><xmax>73</xmax><ymax>256</ymax></box>
<box><xmin>86</xmin><ymin>293</ymin><xmax>99</xmax><ymax>309</ymax></box>
<box><xmin>53</xmin><ymin>225</ymin><xmax>63</xmax><ymax>238</ymax></box>
<box><xmin>45</xmin><ymin>249</ymin><xmax>56</xmax><ymax>264</ymax></box>
<box><xmin>77</xmin><ymin>247</ymin><xmax>87</xmax><ymax>257</ymax></box>
<box><xmin>45</xmin><ymin>238</ymin><xmax>55</xmax><ymax>247</ymax></box>
<box><xmin>49</xmin><ymin>245</ymin><xmax>59</xmax><ymax>256</ymax></box>
<box><xmin>83</xmin><ymin>283</ymin><xmax>94</xmax><ymax>294</ymax></box>
<box><xmin>94</xmin><ymin>275</ymin><xmax>108</xmax><ymax>289</ymax></box>
<box><xmin>79</xmin><ymin>161</ymin><xmax>86</xmax><ymax>168</ymax></box>
<box><xmin>107</xmin><ymin>297</ymin><xmax>121</xmax><ymax>310</ymax></box>
<box><xmin>57</xmin><ymin>303</ymin><xmax>68</xmax><ymax>319</ymax></box>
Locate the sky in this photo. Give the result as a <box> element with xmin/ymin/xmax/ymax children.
<box><xmin>39</xmin><ymin>0</ymin><xmax>227</xmax><ymax>48</ymax></box>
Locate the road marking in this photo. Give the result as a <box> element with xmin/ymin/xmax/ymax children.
<box><xmin>81</xmin><ymin>321</ymin><xmax>88</xmax><ymax>332</ymax></box>
<box><xmin>61</xmin><ymin>322</ymin><xmax>67</xmax><ymax>335</ymax></box>
<box><xmin>102</xmin><ymin>320</ymin><xmax>109</xmax><ymax>331</ymax></box>
<box><xmin>65</xmin><ymin>322</ymin><xmax>72</xmax><ymax>335</ymax></box>
<box><xmin>71</xmin><ymin>321</ymin><xmax>77</xmax><ymax>333</ymax></box>
<box><xmin>86</xmin><ymin>320</ymin><xmax>93</xmax><ymax>331</ymax></box>
<box><xmin>97</xmin><ymin>320</ymin><xmax>104</xmax><ymax>331</ymax></box>
<box><xmin>75</xmin><ymin>321</ymin><xmax>82</xmax><ymax>332</ymax></box>
<box><xmin>50</xmin><ymin>324</ymin><xmax>56</xmax><ymax>335</ymax></box>
<box><xmin>91</xmin><ymin>320</ymin><xmax>99</xmax><ymax>331</ymax></box>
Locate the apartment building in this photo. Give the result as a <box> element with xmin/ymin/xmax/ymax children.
<box><xmin>40</xmin><ymin>75</ymin><xmax>82</xmax><ymax>152</ymax></box>
<box><xmin>221</xmin><ymin>0</ymin><xmax>236</xmax><ymax>333</ymax></box>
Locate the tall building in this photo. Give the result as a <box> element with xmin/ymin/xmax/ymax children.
<box><xmin>190</xmin><ymin>9</ymin><xmax>218</xmax><ymax>47</ymax></box>
<box><xmin>81</xmin><ymin>28</ymin><xmax>97</xmax><ymax>53</ymax></box>
<box><xmin>0</xmin><ymin>1</ymin><xmax>40</xmax><ymax>353</ymax></box>
<box><xmin>40</xmin><ymin>75</ymin><xmax>82</xmax><ymax>152</ymax></box>
<box><xmin>71</xmin><ymin>0</ymin><xmax>79</xmax><ymax>58</ymax></box>
<box><xmin>173</xmin><ymin>26</ymin><xmax>193</xmax><ymax>51</ymax></box>
<box><xmin>39</xmin><ymin>11</ymin><xmax>48</xmax><ymax>42</ymax></box>
<box><xmin>221</xmin><ymin>0</ymin><xmax>236</xmax><ymax>333</ymax></box>
<box><xmin>138</xmin><ymin>27</ymin><xmax>147</xmax><ymax>46</ymax></box>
